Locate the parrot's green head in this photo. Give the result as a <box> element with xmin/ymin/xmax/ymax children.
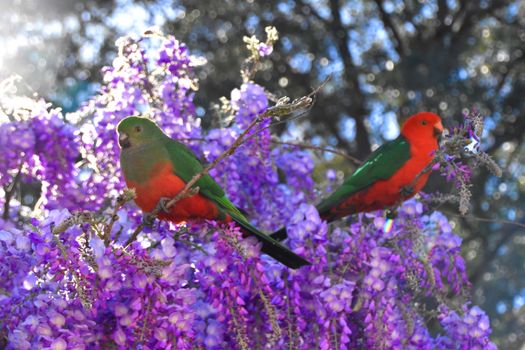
<box><xmin>117</xmin><ymin>116</ymin><xmax>164</xmax><ymax>149</ymax></box>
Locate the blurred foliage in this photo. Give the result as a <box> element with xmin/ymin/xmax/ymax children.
<box><xmin>1</xmin><ymin>0</ymin><xmax>525</xmax><ymax>347</ymax></box>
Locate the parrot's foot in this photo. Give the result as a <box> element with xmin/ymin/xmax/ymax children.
<box><xmin>142</xmin><ymin>212</ymin><xmax>156</xmax><ymax>226</ymax></box>
<box><xmin>156</xmin><ymin>197</ymin><xmax>172</xmax><ymax>213</ymax></box>
<box><xmin>400</xmin><ymin>185</ymin><xmax>414</xmax><ymax>198</ymax></box>
<box><xmin>386</xmin><ymin>208</ymin><xmax>398</xmax><ymax>220</ymax></box>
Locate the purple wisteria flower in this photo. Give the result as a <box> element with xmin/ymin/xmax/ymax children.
<box><xmin>230</xmin><ymin>82</ymin><xmax>268</xmax><ymax>128</ymax></box>
<box><xmin>436</xmin><ymin>305</ymin><xmax>497</xmax><ymax>349</ymax></box>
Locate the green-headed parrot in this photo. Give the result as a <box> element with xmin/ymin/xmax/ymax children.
<box><xmin>117</xmin><ymin>116</ymin><xmax>310</xmax><ymax>269</ymax></box>
<box><xmin>271</xmin><ymin>112</ymin><xmax>444</xmax><ymax>240</ymax></box>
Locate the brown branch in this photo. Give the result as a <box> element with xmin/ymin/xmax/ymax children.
<box><xmin>144</xmin><ymin>112</ymin><xmax>271</xmax><ymax>217</ymax></box>
<box><xmin>136</xmin><ymin>42</ymin><xmax>165</xmax><ymax>111</ymax></box>
<box><xmin>328</xmin><ymin>0</ymin><xmax>371</xmax><ymax>156</ymax></box>
<box><xmin>373</xmin><ymin>0</ymin><xmax>405</xmax><ymax>55</ymax></box>
<box><xmin>155</xmin><ymin>115</ymin><xmax>269</xmax><ymax>215</ymax></box>
<box><xmin>124</xmin><ymin>223</ymin><xmax>147</xmax><ymax>247</ymax></box>
<box><xmin>104</xmin><ymin>190</ymin><xmax>136</xmax><ymax>245</ymax></box>
<box><xmin>242</xmin><ymin>78</ymin><xmax>329</xmax><ymax>140</ymax></box>
<box><xmin>2</xmin><ymin>163</ymin><xmax>23</xmax><ymax>220</ymax></box>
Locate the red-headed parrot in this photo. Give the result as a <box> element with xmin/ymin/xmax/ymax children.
<box><xmin>117</xmin><ymin>116</ymin><xmax>310</xmax><ymax>269</ymax></box>
<box><xmin>272</xmin><ymin>112</ymin><xmax>444</xmax><ymax>240</ymax></box>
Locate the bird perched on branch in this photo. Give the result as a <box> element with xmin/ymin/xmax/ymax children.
<box><xmin>117</xmin><ymin>116</ymin><xmax>310</xmax><ymax>269</ymax></box>
<box><xmin>272</xmin><ymin>112</ymin><xmax>444</xmax><ymax>241</ymax></box>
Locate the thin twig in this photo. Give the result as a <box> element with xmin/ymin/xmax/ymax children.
<box><xmin>441</xmin><ymin>210</ymin><xmax>525</xmax><ymax>230</ymax></box>
<box><xmin>124</xmin><ymin>223</ymin><xmax>147</xmax><ymax>247</ymax></box>
<box><xmin>272</xmin><ymin>139</ymin><xmax>362</xmax><ymax>164</ymax></box>
<box><xmin>52</xmin><ymin>212</ymin><xmax>95</xmax><ymax>235</ymax></box>
<box><xmin>53</xmin><ymin>235</ymin><xmax>92</xmax><ymax>309</ymax></box>
<box><xmin>139</xmin><ymin>297</ymin><xmax>153</xmax><ymax>344</ymax></box>
<box><xmin>104</xmin><ymin>191</ymin><xmax>136</xmax><ymax>244</ymax></box>
<box><xmin>104</xmin><ymin>197</ymin><xmax>124</xmax><ymax>245</ymax></box>
<box><xmin>2</xmin><ymin>163</ymin><xmax>23</xmax><ymax>220</ymax></box>
<box><xmin>136</xmin><ymin>41</ymin><xmax>165</xmax><ymax>111</ymax></box>
<box><xmin>258</xmin><ymin>77</ymin><xmax>329</xmax><ymax>128</ymax></box>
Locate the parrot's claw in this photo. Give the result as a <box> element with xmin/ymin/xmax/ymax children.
<box><xmin>400</xmin><ymin>185</ymin><xmax>414</xmax><ymax>198</ymax></box>
<box><xmin>156</xmin><ymin>197</ymin><xmax>172</xmax><ymax>213</ymax></box>
<box><xmin>142</xmin><ymin>212</ymin><xmax>156</xmax><ymax>226</ymax></box>
<box><xmin>386</xmin><ymin>208</ymin><xmax>398</xmax><ymax>220</ymax></box>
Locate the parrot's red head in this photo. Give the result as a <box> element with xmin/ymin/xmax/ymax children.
<box><xmin>401</xmin><ymin>112</ymin><xmax>443</xmax><ymax>143</ymax></box>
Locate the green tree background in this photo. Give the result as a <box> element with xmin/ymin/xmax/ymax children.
<box><xmin>1</xmin><ymin>0</ymin><xmax>523</xmax><ymax>347</ymax></box>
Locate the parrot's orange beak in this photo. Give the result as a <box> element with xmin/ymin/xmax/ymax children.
<box><xmin>119</xmin><ymin>132</ymin><xmax>130</xmax><ymax>149</ymax></box>
<box><xmin>433</xmin><ymin>121</ymin><xmax>444</xmax><ymax>138</ymax></box>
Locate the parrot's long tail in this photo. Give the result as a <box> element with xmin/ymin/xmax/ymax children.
<box><xmin>233</xmin><ymin>220</ymin><xmax>310</xmax><ymax>269</ymax></box>
<box><xmin>270</xmin><ymin>227</ymin><xmax>288</xmax><ymax>241</ymax></box>
<box><xmin>260</xmin><ymin>239</ymin><xmax>310</xmax><ymax>269</ymax></box>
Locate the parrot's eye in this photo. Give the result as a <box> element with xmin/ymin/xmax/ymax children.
<box><xmin>421</xmin><ymin>120</ymin><xmax>427</xmax><ymax>126</ymax></box>
<box><xmin>134</xmin><ymin>126</ymin><xmax>142</xmax><ymax>133</ymax></box>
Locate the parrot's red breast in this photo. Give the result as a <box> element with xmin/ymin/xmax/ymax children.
<box><xmin>126</xmin><ymin>161</ymin><xmax>229</xmax><ymax>223</ymax></box>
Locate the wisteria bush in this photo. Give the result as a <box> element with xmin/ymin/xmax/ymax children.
<box><xmin>0</xmin><ymin>27</ymin><xmax>499</xmax><ymax>349</ymax></box>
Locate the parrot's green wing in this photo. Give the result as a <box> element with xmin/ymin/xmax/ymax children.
<box><xmin>164</xmin><ymin>139</ymin><xmax>310</xmax><ymax>268</ymax></box>
<box><xmin>316</xmin><ymin>136</ymin><xmax>411</xmax><ymax>215</ymax></box>
<box><xmin>164</xmin><ymin>139</ymin><xmax>245</xmax><ymax>218</ymax></box>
